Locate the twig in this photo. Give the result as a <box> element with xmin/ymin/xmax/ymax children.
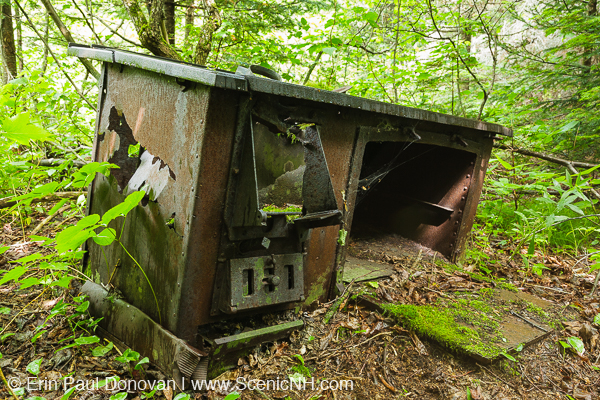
<box><xmin>0</xmin><ymin>191</ymin><xmax>84</xmax><ymax>209</ymax></box>
<box><xmin>378</xmin><ymin>373</ymin><xmax>396</xmax><ymax>392</ymax></box>
<box><xmin>510</xmin><ymin>311</ymin><xmax>549</xmax><ymax>332</ymax></box>
<box><xmin>411</xmin><ymin>249</ymin><xmax>423</xmax><ymax>269</ymax></box>
<box><xmin>13</xmin><ymin>0</ymin><xmax>96</xmax><ymax>109</ymax></box>
<box><xmin>35</xmin><ymin>158</ymin><xmax>87</xmax><ymax>168</ymax></box>
<box><xmin>477</xmin><ymin>363</ymin><xmax>520</xmax><ymax>393</ymax></box>
<box><xmin>522</xmin><ymin>283</ymin><xmax>570</xmax><ymax>294</ymax></box>
<box><xmin>302</xmin><ymin>51</ymin><xmax>323</xmax><ymax>85</ymax></box>
<box><xmin>0</xmin><ymin>365</ymin><xmax>18</xmax><ymax>400</ymax></box>
<box><xmin>68</xmin><ymin>0</ymin><xmax>103</xmax><ymax>44</ymax></box>
<box><xmin>0</xmin><ymin>286</ymin><xmax>48</xmax><ymax>336</ymax></box>
<box><xmin>95</xmin><ymin>17</ymin><xmax>142</xmax><ymax>47</ymax></box>
<box><xmin>590</xmin><ymin>271</ymin><xmax>600</xmax><ymax>297</ymax></box>
<box><xmin>494</xmin><ymin>143</ymin><xmax>598</xmax><ymax>170</ymax></box>
<box><xmin>323</xmin><ymin>280</ymin><xmax>354</xmax><ymax>324</ymax></box>
<box><xmin>30</xmin><ymin>204</ymin><xmax>70</xmax><ymax>236</ymax></box>
<box><xmin>350</xmin><ymin>332</ymin><xmax>392</xmax><ymax>348</ymax></box>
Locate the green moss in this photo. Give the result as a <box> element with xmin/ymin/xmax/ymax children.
<box><xmin>262</xmin><ymin>204</ymin><xmax>302</xmax><ymax>222</ymax></box>
<box><xmin>383</xmin><ymin>300</ymin><xmax>506</xmax><ymax>359</ymax></box>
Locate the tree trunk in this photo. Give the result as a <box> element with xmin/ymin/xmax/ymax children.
<box><xmin>14</xmin><ymin>1</ymin><xmax>21</xmax><ymax>73</ymax></box>
<box><xmin>164</xmin><ymin>0</ymin><xmax>175</xmax><ymax>45</ymax></box>
<box><xmin>41</xmin><ymin>10</ymin><xmax>49</xmax><ymax>74</ymax></box>
<box><xmin>184</xmin><ymin>0</ymin><xmax>194</xmax><ymax>43</ymax></box>
<box><xmin>583</xmin><ymin>0</ymin><xmax>597</xmax><ymax>67</ymax></box>
<box><xmin>122</xmin><ymin>0</ymin><xmax>182</xmax><ymax>60</ymax></box>
<box><xmin>1</xmin><ymin>0</ymin><xmax>17</xmax><ymax>80</ymax></box>
<box><xmin>193</xmin><ymin>0</ymin><xmax>221</xmax><ymax>65</ymax></box>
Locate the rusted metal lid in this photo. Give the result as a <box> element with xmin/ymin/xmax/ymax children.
<box><xmin>68</xmin><ymin>43</ymin><xmax>512</xmax><ymax>137</ymax></box>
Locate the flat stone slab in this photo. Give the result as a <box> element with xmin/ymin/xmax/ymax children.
<box><xmin>343</xmin><ymin>256</ymin><xmax>394</xmax><ymax>283</ymax></box>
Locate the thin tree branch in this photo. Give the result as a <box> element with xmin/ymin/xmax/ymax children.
<box><xmin>494</xmin><ymin>144</ymin><xmax>599</xmax><ymax>169</ymax></box>
<box><xmin>14</xmin><ymin>0</ymin><xmax>95</xmax><ymax>109</ymax></box>
<box><xmin>39</xmin><ymin>0</ymin><xmax>99</xmax><ymax>80</ymax></box>
<box><xmin>0</xmin><ymin>191</ymin><xmax>84</xmax><ymax>209</ymax></box>
<box><xmin>68</xmin><ymin>0</ymin><xmax>103</xmax><ymax>45</ymax></box>
<box><xmin>302</xmin><ymin>51</ymin><xmax>323</xmax><ymax>85</ymax></box>
<box><xmin>96</xmin><ymin>17</ymin><xmax>141</xmax><ymax>47</ymax></box>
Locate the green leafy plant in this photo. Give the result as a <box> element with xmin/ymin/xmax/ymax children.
<box><xmin>290</xmin><ymin>354</ymin><xmax>311</xmax><ymax>378</ymax></box>
<box><xmin>559</xmin><ymin>336</ymin><xmax>585</xmax><ymax>357</ymax></box>
<box><xmin>26</xmin><ymin>358</ymin><xmax>43</xmax><ymax>376</ymax></box>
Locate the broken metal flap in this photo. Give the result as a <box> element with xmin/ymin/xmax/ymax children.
<box><xmin>301</xmin><ymin>125</ymin><xmax>339</xmax><ymax>214</ymax></box>
<box><xmin>230</xmin><ymin>117</ymin><xmax>265</xmax><ymax>228</ymax></box>
<box><xmin>207</xmin><ymin>320</ymin><xmax>304</xmax><ymax>379</ymax></box>
<box><xmin>227</xmin><ymin>105</ymin><xmax>341</xmax><ymax>237</ymax></box>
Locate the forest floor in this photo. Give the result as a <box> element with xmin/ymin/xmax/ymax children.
<box><xmin>1</xmin><ymin>207</ymin><xmax>599</xmax><ymax>400</ymax></box>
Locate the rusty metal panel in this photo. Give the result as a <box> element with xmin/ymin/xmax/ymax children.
<box><xmin>175</xmin><ymin>88</ymin><xmax>240</xmax><ymax>341</ymax></box>
<box><xmin>228</xmin><ymin>253</ymin><xmax>304</xmax><ymax>311</ymax></box>
<box><xmin>302</xmin><ymin>119</ymin><xmax>361</xmax><ymax>302</ymax></box>
<box><xmin>86</xmin><ymin>62</ymin><xmax>217</xmax><ymax>333</ymax></box>
<box><xmin>454</xmin><ymin>139</ymin><xmax>494</xmax><ymax>261</ymax></box>
<box><xmin>243</xmin><ymin>75</ymin><xmax>512</xmax><ymax>137</ymax></box>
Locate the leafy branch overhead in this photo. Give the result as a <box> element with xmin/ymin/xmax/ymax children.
<box><xmin>122</xmin><ymin>0</ymin><xmax>221</xmax><ymax>64</ymax></box>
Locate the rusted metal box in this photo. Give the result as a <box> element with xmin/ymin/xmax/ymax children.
<box><xmin>69</xmin><ymin>44</ymin><xmax>511</xmax><ymax>380</ymax></box>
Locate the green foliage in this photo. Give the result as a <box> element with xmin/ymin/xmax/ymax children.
<box><xmin>92</xmin><ymin>341</ymin><xmax>114</xmax><ymax>357</ymax></box>
<box><xmin>116</xmin><ymin>348</ymin><xmax>141</xmax><ymax>364</ymax></box>
<box><xmin>290</xmin><ymin>354</ymin><xmax>312</xmax><ymax>378</ymax></box>
<box><xmin>26</xmin><ymin>358</ymin><xmax>43</xmax><ymax>375</ymax></box>
<box><xmin>559</xmin><ymin>336</ymin><xmax>585</xmax><ymax>356</ymax></box>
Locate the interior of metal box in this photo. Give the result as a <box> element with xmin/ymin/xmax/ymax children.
<box><xmin>349</xmin><ymin>141</ymin><xmax>477</xmax><ymax>259</ymax></box>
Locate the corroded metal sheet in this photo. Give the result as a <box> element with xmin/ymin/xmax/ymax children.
<box><xmin>228</xmin><ymin>253</ymin><xmax>304</xmax><ymax>311</ymax></box>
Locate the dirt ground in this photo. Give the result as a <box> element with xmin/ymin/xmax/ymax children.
<box><xmin>1</xmin><ymin>208</ymin><xmax>599</xmax><ymax>400</ymax></box>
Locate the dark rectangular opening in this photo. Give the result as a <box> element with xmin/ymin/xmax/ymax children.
<box><xmin>350</xmin><ymin>141</ymin><xmax>476</xmax><ymax>258</ymax></box>
<box><xmin>243</xmin><ymin>269</ymin><xmax>254</xmax><ymax>296</ymax></box>
<box><xmin>285</xmin><ymin>265</ymin><xmax>294</xmax><ymax>289</ymax></box>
